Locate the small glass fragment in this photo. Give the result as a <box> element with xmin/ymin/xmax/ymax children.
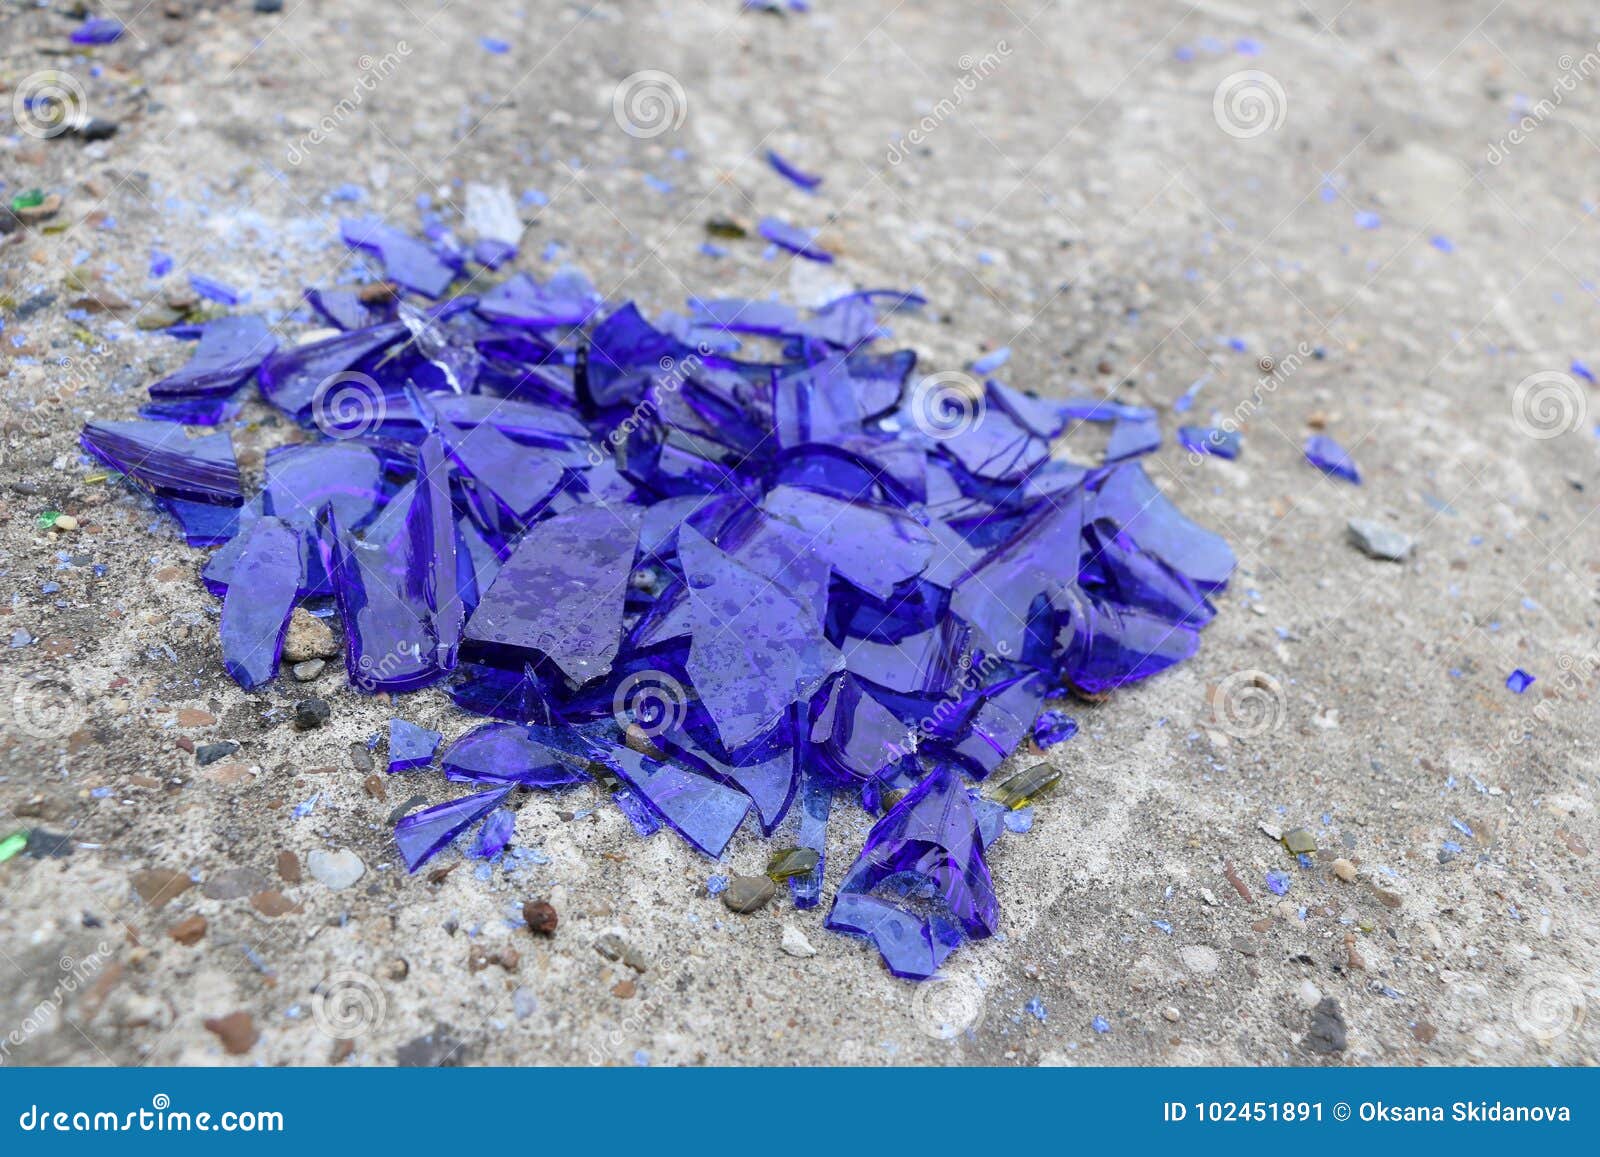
<box><xmin>1505</xmin><ymin>669</ymin><xmax>1535</xmax><ymax>694</ymax></box>
<box><xmin>1177</xmin><ymin>425</ymin><xmax>1241</xmax><ymax>459</ymax></box>
<box><xmin>1304</xmin><ymin>434</ymin><xmax>1360</xmax><ymax>483</ymax></box>
<box><xmin>1031</xmin><ymin>710</ymin><xmax>1078</xmax><ymax>748</ymax></box>
<box><xmin>984</xmin><ymin>762</ymin><xmax>1062</xmax><ymax>810</ymax></box>
<box><xmin>1281</xmin><ymin>828</ymin><xmax>1316</xmax><ymax>855</ymax></box>
<box><xmin>1265</xmin><ymin>869</ymin><xmax>1291</xmax><ymax>896</ymax></box>
<box><xmin>0</xmin><ymin>830</ymin><xmax>27</xmax><ymax>863</ymax></box>
<box><xmin>766</xmin><ymin>150</ymin><xmax>823</xmax><ymax>191</ymax></box>
<box><xmin>758</xmin><ymin>216</ymin><xmax>833</xmax><ymax>262</ymax></box>
<box><xmin>765</xmin><ymin>847</ymin><xmax>820</xmax><ymax>881</ymax></box>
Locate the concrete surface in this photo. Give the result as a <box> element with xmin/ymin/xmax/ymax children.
<box><xmin>1</xmin><ymin>0</ymin><xmax>1598</xmax><ymax>1067</ymax></box>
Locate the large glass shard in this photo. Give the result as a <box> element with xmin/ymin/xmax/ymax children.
<box><xmin>460</xmin><ymin>502</ymin><xmax>641</xmax><ymax>686</ymax></box>
<box><xmin>256</xmin><ymin>323</ymin><xmax>406</xmax><ymax>422</ymax></box>
<box><xmin>148</xmin><ymin>316</ymin><xmax>277</xmax><ymax>398</ymax></box>
<box><xmin>678</xmin><ymin>525</ymin><xmax>842</xmax><ymax>750</ymax></box>
<box><xmin>589</xmin><ymin>740</ymin><xmax>749</xmax><ymax>858</ymax></box>
<box><xmin>761</xmin><ymin>485</ymin><xmax>933</xmax><ymax>599</ymax></box>
<box><xmin>394</xmin><ymin>786</ymin><xmax>513</xmax><ymax>872</ymax></box>
<box><xmin>218</xmin><ymin>517</ymin><xmax>301</xmax><ymax>690</ymax></box>
<box><xmin>341</xmin><ymin>216</ymin><xmax>456</xmax><ymax>297</ymax></box>
<box><xmin>1090</xmin><ymin>464</ymin><xmax>1235</xmax><ymax>591</ymax></box>
<box><xmin>388</xmin><ymin>718</ymin><xmax>443</xmax><ymax>772</ymax></box>
<box><xmin>80</xmin><ymin>420</ymin><xmax>243</xmax><ymax>505</ymax></box>
<box><xmin>477</xmin><ymin>270</ymin><xmax>603</xmax><ymax>328</ymax></box>
<box><xmin>439</xmin><ymin>722</ymin><xmax>590</xmax><ymax>788</ymax></box>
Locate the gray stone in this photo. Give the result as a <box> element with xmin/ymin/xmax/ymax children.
<box><xmin>291</xmin><ymin>659</ymin><xmax>325</xmax><ymax>681</ymax></box>
<box><xmin>306</xmin><ymin>848</ymin><xmax>365</xmax><ymax>890</ymax></box>
<box><xmin>1305</xmin><ymin>996</ymin><xmax>1348</xmax><ymax>1054</ymax></box>
<box><xmin>1347</xmin><ymin>518</ymin><xmax>1412</xmax><ymax>561</ymax></box>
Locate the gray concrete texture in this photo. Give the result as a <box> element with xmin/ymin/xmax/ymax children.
<box><xmin>0</xmin><ymin>0</ymin><xmax>1597</xmax><ymax>1066</ymax></box>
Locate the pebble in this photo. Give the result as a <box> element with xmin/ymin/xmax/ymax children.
<box><xmin>53</xmin><ymin>514</ymin><xmax>80</xmax><ymax>531</ymax></box>
<box><xmin>306</xmin><ymin>848</ymin><xmax>365</xmax><ymax>890</ymax></box>
<box><xmin>593</xmin><ymin>933</ymin><xmax>648</xmax><ymax>972</ymax></box>
<box><xmin>1347</xmin><ymin>518</ymin><xmax>1412</xmax><ymax>561</ymax></box>
<box><xmin>194</xmin><ymin>741</ymin><xmax>238</xmax><ymax>765</ymax></box>
<box><xmin>291</xmin><ymin>659</ymin><xmax>325</xmax><ymax>681</ymax></box>
<box><xmin>1297</xmin><ymin>979</ymin><xmax>1323</xmax><ymax>1007</ymax></box>
<box><xmin>721</xmin><ymin>874</ymin><xmax>777</xmax><ymax>914</ymax></box>
<box><xmin>1178</xmin><ymin>945</ymin><xmax>1219</xmax><ymax>976</ymax></box>
<box><xmin>1305</xmin><ymin>997</ymin><xmax>1348</xmax><ymax>1054</ymax></box>
<box><xmin>282</xmin><ymin>608</ymin><xmax>338</xmax><ymax>662</ymax></box>
<box><xmin>276</xmin><ymin>849</ymin><xmax>301</xmax><ymax>884</ymax></box>
<box><xmin>203</xmin><ymin>1011</ymin><xmax>258</xmax><ymax>1055</ymax></box>
<box><xmin>76</xmin><ymin>118</ymin><xmax>118</xmax><ymax>141</ymax></box>
<box><xmin>1332</xmin><ymin>857</ymin><xmax>1358</xmax><ymax>882</ymax></box>
<box><xmin>167</xmin><ymin>914</ymin><xmax>206</xmax><ymax>945</ymax></box>
<box><xmin>202</xmin><ymin>866</ymin><xmax>267</xmax><ymax>900</ymax></box>
<box><xmin>780</xmin><ymin>924</ymin><xmax>817</xmax><ymax>957</ymax></box>
<box><xmin>1162</xmin><ymin>1006</ymin><xmax>1180</xmax><ymax>1023</ymax></box>
<box><xmin>522</xmin><ymin>899</ymin><xmax>558</xmax><ymax>935</ymax></box>
<box><xmin>293</xmin><ymin>698</ymin><xmax>331</xmax><ymax>730</ymax></box>
<box><xmin>131</xmin><ymin>868</ymin><xmax>192</xmax><ymax>908</ymax></box>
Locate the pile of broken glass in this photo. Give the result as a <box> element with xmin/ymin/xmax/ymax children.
<box><xmin>79</xmin><ymin>222</ymin><xmax>1234</xmax><ymax>979</ymax></box>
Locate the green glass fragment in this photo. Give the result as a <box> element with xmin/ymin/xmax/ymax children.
<box><xmin>1282</xmin><ymin>828</ymin><xmax>1316</xmax><ymax>855</ymax></box>
<box><xmin>0</xmin><ymin>830</ymin><xmax>28</xmax><ymax>863</ymax></box>
<box><xmin>11</xmin><ymin>189</ymin><xmax>45</xmax><ymax>212</ymax></box>
<box><xmin>765</xmin><ymin>847</ymin><xmax>819</xmax><ymax>881</ymax></box>
<box><xmin>705</xmin><ymin>216</ymin><xmax>748</xmax><ymax>239</ymax></box>
<box><xmin>36</xmin><ymin>510</ymin><xmax>61</xmax><ymax>530</ymax></box>
<box><xmin>984</xmin><ymin>762</ymin><xmax>1062</xmax><ymax>810</ymax></box>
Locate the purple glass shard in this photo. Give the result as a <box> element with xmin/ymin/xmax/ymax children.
<box><xmin>80</xmin><ymin>420</ymin><xmax>243</xmax><ymax>505</ymax></box>
<box><xmin>949</xmin><ymin>492</ymin><xmax>1085</xmax><ymax>656</ymax></box>
<box><xmin>219</xmin><ymin>517</ymin><xmax>301</xmax><ymax>690</ymax></box>
<box><xmin>825</xmin><ymin>893</ymin><xmax>958</xmax><ymax>980</ymax></box>
<box><xmin>582</xmin><ymin>303</ymin><xmax>696</xmax><ymax>409</ymax></box>
<box><xmin>469</xmin><ymin>807</ymin><xmax>516</xmax><ymax>859</ymax></box>
<box><xmin>388</xmin><ymin>718</ymin><xmax>443</xmax><ymax>772</ymax></box>
<box><xmin>809</xmin><ymin>675</ymin><xmax>911</xmax><ymax>783</ymax></box>
<box><xmin>834</xmin><ymin>764</ymin><xmax>997</xmax><ymax>940</ymax></box>
<box><xmin>1091</xmin><ymin>464</ymin><xmax>1235</xmax><ymax>591</ymax></box>
<box><xmin>762</xmin><ymin>484</ymin><xmax>933</xmax><ymax>599</ymax></box>
<box><xmin>986</xmin><ymin>379</ymin><xmax>1071</xmax><ymax>439</ymax></box>
<box><xmin>341</xmin><ymin>217</ymin><xmax>456</xmax><ymax>298</ymax></box>
<box><xmin>1304</xmin><ymin>434</ymin><xmax>1360</xmax><ymax>483</ymax></box>
<box><xmin>460</xmin><ymin>503</ymin><xmax>642</xmax><ymax>686</ymax></box>
<box><xmin>394</xmin><ymin>786</ymin><xmax>513</xmax><ymax>872</ymax></box>
<box><xmin>476</xmin><ymin>270</ymin><xmax>603</xmax><ymax>328</ymax></box>
<box><xmin>1506</xmin><ymin>668</ymin><xmax>1535</xmax><ymax>693</ymax></box>
<box><xmin>439</xmin><ymin>722</ymin><xmax>590</xmax><ymax>787</ymax></box>
<box><xmin>411</xmin><ymin>432</ymin><xmax>465</xmax><ymax>670</ymax></box>
<box><xmin>789</xmin><ymin>765</ymin><xmax>832</xmax><ymax>908</ymax></box>
<box><xmin>305</xmin><ymin>287</ymin><xmax>392</xmax><ymax>332</ymax></box>
<box><xmin>1105</xmin><ymin>413</ymin><xmax>1162</xmax><ymax>462</ymax></box>
<box><xmin>255</xmin><ymin>322</ymin><xmax>406</xmax><ymax>422</ymax></box>
<box><xmin>259</xmin><ymin>442</ymin><xmax>387</xmax><ymax>531</ymax></box>
<box><xmin>767</xmin><ymin>149</ymin><xmax>823</xmax><ymax>190</ymax></box>
<box><xmin>592</xmin><ymin>741</ymin><xmax>749</xmax><ymax>858</ymax></box>
<box><xmin>70</xmin><ymin>17</ymin><xmax>124</xmax><ymax>44</ymax></box>
<box><xmin>1177</xmin><ymin>425</ymin><xmax>1241</xmax><ymax>459</ymax></box>
<box><xmin>758</xmin><ymin>216</ymin><xmax>833</xmax><ymax>262</ymax></box>
<box><xmin>678</xmin><ymin>525</ymin><xmax>842</xmax><ymax>749</ymax></box>
<box><xmin>148</xmin><ymin>316</ymin><xmax>277</xmax><ymax>398</ymax></box>
<box><xmin>444</xmin><ymin>421</ymin><xmax>565</xmax><ymax>518</ymax></box>
<box><xmin>1032</xmin><ymin>709</ymin><xmax>1078</xmax><ymax>748</ymax></box>
<box><xmin>138</xmin><ymin>396</ymin><xmax>242</xmax><ymax>426</ymax></box>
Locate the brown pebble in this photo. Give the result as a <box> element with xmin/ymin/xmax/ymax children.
<box><xmin>523</xmin><ymin>899</ymin><xmax>558</xmax><ymax>935</ymax></box>
<box><xmin>175</xmin><ymin>736</ymin><xmax>195</xmax><ymax>754</ymax></box>
<box><xmin>276</xmin><ymin>849</ymin><xmax>301</xmax><ymax>884</ymax></box>
<box><xmin>203</xmin><ymin>1011</ymin><xmax>258</xmax><ymax>1055</ymax></box>
<box><xmin>330</xmin><ymin>1038</ymin><xmax>355</xmax><ymax>1064</ymax></box>
<box><xmin>497</xmin><ymin>947</ymin><xmax>520</xmax><ymax>971</ymax></box>
<box><xmin>131</xmin><ymin>868</ymin><xmax>193</xmax><ymax>909</ymax></box>
<box><xmin>1370</xmin><ymin>885</ymin><xmax>1403</xmax><ymax>910</ymax></box>
<box><xmin>612</xmin><ymin>978</ymin><xmax>637</xmax><ymax>999</ymax></box>
<box><xmin>177</xmin><ymin>708</ymin><xmax>216</xmax><ymax>727</ymax></box>
<box><xmin>1331</xmin><ymin>857</ymin><xmax>1358</xmax><ymax>882</ymax></box>
<box><xmin>1222</xmin><ymin>860</ymin><xmax>1252</xmax><ymax>903</ymax></box>
<box><xmin>362</xmin><ymin>773</ymin><xmax>386</xmax><ymax>800</ymax></box>
<box><xmin>1411</xmin><ymin>1020</ymin><xmax>1438</xmax><ymax>1044</ymax></box>
<box><xmin>167</xmin><ymin>914</ymin><xmax>207</xmax><ymax>946</ymax></box>
<box><xmin>249</xmin><ymin>891</ymin><xmax>302</xmax><ymax>917</ymax></box>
